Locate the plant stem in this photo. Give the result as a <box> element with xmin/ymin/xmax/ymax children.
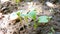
<box><xmin>24</xmin><ymin>16</ymin><xmax>28</xmax><ymax>23</ymax></box>
<box><xmin>19</xmin><ymin>16</ymin><xmax>25</xmax><ymax>30</ymax></box>
<box><xmin>34</xmin><ymin>20</ymin><xmax>37</xmax><ymax>29</ymax></box>
<box><xmin>18</xmin><ymin>15</ymin><xmax>22</xmax><ymax>24</ymax></box>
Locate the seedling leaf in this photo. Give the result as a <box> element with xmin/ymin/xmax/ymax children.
<box><xmin>28</xmin><ymin>10</ymin><xmax>36</xmax><ymax>20</ymax></box>
<box><xmin>38</xmin><ymin>16</ymin><xmax>49</xmax><ymax>23</ymax></box>
<box><xmin>17</xmin><ymin>11</ymin><xmax>21</xmax><ymax>16</ymax></box>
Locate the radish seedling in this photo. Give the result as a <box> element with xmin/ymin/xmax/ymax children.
<box><xmin>17</xmin><ymin>11</ymin><xmax>22</xmax><ymax>23</ymax></box>
<box><xmin>28</xmin><ymin>10</ymin><xmax>37</xmax><ymax>29</ymax></box>
<box><xmin>17</xmin><ymin>11</ymin><xmax>25</xmax><ymax>30</ymax></box>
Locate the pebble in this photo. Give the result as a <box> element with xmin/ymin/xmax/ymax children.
<box><xmin>46</xmin><ymin>2</ymin><xmax>55</xmax><ymax>8</ymax></box>
<box><xmin>9</xmin><ymin>12</ymin><xmax>18</xmax><ymax>20</ymax></box>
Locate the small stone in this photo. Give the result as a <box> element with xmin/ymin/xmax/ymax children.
<box><xmin>46</xmin><ymin>2</ymin><xmax>55</xmax><ymax>8</ymax></box>
<box><xmin>9</xmin><ymin>12</ymin><xmax>18</xmax><ymax>20</ymax></box>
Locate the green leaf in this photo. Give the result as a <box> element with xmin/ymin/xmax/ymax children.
<box><xmin>28</xmin><ymin>10</ymin><xmax>36</xmax><ymax>20</ymax></box>
<box><xmin>38</xmin><ymin>16</ymin><xmax>49</xmax><ymax>23</ymax></box>
<box><xmin>16</xmin><ymin>11</ymin><xmax>22</xmax><ymax>23</ymax></box>
<box><xmin>15</xmin><ymin>0</ymin><xmax>20</xmax><ymax>3</ymax></box>
<box><xmin>17</xmin><ymin>11</ymin><xmax>21</xmax><ymax>16</ymax></box>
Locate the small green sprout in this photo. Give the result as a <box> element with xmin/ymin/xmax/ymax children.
<box><xmin>38</xmin><ymin>16</ymin><xmax>52</xmax><ymax>23</ymax></box>
<box><xmin>17</xmin><ymin>11</ymin><xmax>26</xmax><ymax>30</ymax></box>
<box><xmin>15</xmin><ymin>0</ymin><xmax>20</xmax><ymax>4</ymax></box>
<box><xmin>17</xmin><ymin>11</ymin><xmax>22</xmax><ymax>23</ymax></box>
<box><xmin>48</xmin><ymin>27</ymin><xmax>55</xmax><ymax>34</ymax></box>
<box><xmin>51</xmin><ymin>27</ymin><xmax>55</xmax><ymax>32</ymax></box>
<box><xmin>17</xmin><ymin>11</ymin><xmax>20</xmax><ymax>16</ymax></box>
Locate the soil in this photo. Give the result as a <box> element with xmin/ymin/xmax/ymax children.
<box><xmin>0</xmin><ymin>0</ymin><xmax>60</xmax><ymax>34</ymax></box>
